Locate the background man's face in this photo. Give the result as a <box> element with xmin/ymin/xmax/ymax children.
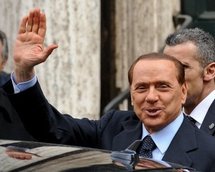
<box><xmin>164</xmin><ymin>42</ymin><xmax>204</xmax><ymax>112</ymax></box>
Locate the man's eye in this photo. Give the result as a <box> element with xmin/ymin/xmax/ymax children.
<box><xmin>157</xmin><ymin>84</ymin><xmax>169</xmax><ymax>89</ymax></box>
<box><xmin>135</xmin><ymin>86</ymin><xmax>147</xmax><ymax>92</ymax></box>
<box><xmin>137</xmin><ymin>86</ymin><xmax>145</xmax><ymax>90</ymax></box>
<box><xmin>182</xmin><ymin>64</ymin><xmax>190</xmax><ymax>69</ymax></box>
<box><xmin>160</xmin><ymin>84</ymin><xmax>167</xmax><ymax>88</ymax></box>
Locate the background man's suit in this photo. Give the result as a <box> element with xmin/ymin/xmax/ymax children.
<box><xmin>0</xmin><ymin>88</ymin><xmax>34</xmax><ymax>140</ymax></box>
<box><xmin>3</xmin><ymin>81</ymin><xmax>215</xmax><ymax>172</ymax></box>
<box><xmin>201</xmin><ymin>100</ymin><xmax>215</xmax><ymax>135</ymax></box>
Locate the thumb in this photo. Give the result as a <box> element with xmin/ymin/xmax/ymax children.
<box><xmin>43</xmin><ymin>44</ymin><xmax>58</xmax><ymax>60</ymax></box>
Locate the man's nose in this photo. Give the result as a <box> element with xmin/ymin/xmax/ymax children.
<box><xmin>145</xmin><ymin>88</ymin><xmax>158</xmax><ymax>103</ymax></box>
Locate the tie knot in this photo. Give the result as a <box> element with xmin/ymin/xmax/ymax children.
<box><xmin>141</xmin><ymin>135</ymin><xmax>156</xmax><ymax>150</ymax></box>
<box><xmin>138</xmin><ymin>135</ymin><xmax>156</xmax><ymax>158</ymax></box>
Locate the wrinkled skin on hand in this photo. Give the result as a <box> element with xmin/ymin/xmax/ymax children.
<box><xmin>13</xmin><ymin>8</ymin><xmax>58</xmax><ymax>83</ymax></box>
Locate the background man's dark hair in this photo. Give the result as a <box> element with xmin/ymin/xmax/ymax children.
<box><xmin>165</xmin><ymin>28</ymin><xmax>215</xmax><ymax>67</ymax></box>
<box><xmin>0</xmin><ymin>30</ymin><xmax>9</xmax><ymax>63</ymax></box>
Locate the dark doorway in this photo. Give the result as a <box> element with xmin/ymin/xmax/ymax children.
<box><xmin>100</xmin><ymin>0</ymin><xmax>118</xmax><ymax>115</ymax></box>
<box><xmin>181</xmin><ymin>0</ymin><xmax>215</xmax><ymax>37</ymax></box>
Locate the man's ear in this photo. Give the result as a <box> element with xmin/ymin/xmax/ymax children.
<box><xmin>130</xmin><ymin>89</ymin><xmax>134</xmax><ymax>106</ymax></box>
<box><xmin>181</xmin><ymin>82</ymin><xmax>188</xmax><ymax>105</ymax></box>
<box><xmin>130</xmin><ymin>98</ymin><xmax>134</xmax><ymax>106</ymax></box>
<box><xmin>0</xmin><ymin>59</ymin><xmax>7</xmax><ymax>71</ymax></box>
<box><xmin>203</xmin><ymin>62</ymin><xmax>215</xmax><ymax>81</ymax></box>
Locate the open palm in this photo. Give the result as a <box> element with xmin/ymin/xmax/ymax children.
<box><xmin>13</xmin><ymin>8</ymin><xmax>58</xmax><ymax>82</ymax></box>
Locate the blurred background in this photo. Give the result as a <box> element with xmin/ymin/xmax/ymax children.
<box><xmin>0</xmin><ymin>0</ymin><xmax>214</xmax><ymax>119</ymax></box>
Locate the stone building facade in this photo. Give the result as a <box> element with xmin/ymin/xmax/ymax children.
<box><xmin>0</xmin><ymin>0</ymin><xmax>180</xmax><ymax>119</ymax></box>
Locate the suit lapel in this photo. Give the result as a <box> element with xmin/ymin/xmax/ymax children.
<box><xmin>201</xmin><ymin>100</ymin><xmax>215</xmax><ymax>135</ymax></box>
<box><xmin>112</xmin><ymin>119</ymin><xmax>142</xmax><ymax>151</ymax></box>
<box><xmin>162</xmin><ymin>117</ymin><xmax>197</xmax><ymax>167</ymax></box>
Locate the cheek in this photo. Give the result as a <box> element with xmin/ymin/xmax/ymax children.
<box><xmin>131</xmin><ymin>94</ymin><xmax>146</xmax><ymax>119</ymax></box>
<box><xmin>164</xmin><ymin>94</ymin><xmax>182</xmax><ymax>116</ymax></box>
<box><xmin>131</xmin><ymin>93</ymin><xmax>146</xmax><ymax>107</ymax></box>
<box><xmin>186</xmin><ymin>69</ymin><xmax>203</xmax><ymax>82</ymax></box>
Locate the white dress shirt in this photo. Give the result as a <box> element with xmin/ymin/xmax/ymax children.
<box><xmin>141</xmin><ymin>112</ymin><xmax>184</xmax><ymax>161</ymax></box>
<box><xmin>189</xmin><ymin>90</ymin><xmax>215</xmax><ymax>128</ymax></box>
<box><xmin>11</xmin><ymin>73</ymin><xmax>37</xmax><ymax>93</ymax></box>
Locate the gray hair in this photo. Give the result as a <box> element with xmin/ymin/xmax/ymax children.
<box><xmin>0</xmin><ymin>30</ymin><xmax>8</xmax><ymax>62</ymax></box>
<box><xmin>165</xmin><ymin>28</ymin><xmax>215</xmax><ymax>67</ymax></box>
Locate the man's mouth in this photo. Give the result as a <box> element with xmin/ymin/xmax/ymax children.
<box><xmin>145</xmin><ymin>108</ymin><xmax>162</xmax><ymax>116</ymax></box>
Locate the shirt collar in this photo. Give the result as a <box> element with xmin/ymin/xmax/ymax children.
<box><xmin>142</xmin><ymin>112</ymin><xmax>184</xmax><ymax>154</ymax></box>
<box><xmin>190</xmin><ymin>90</ymin><xmax>215</xmax><ymax>127</ymax></box>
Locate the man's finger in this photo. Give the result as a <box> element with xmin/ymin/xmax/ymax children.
<box><xmin>43</xmin><ymin>44</ymin><xmax>58</xmax><ymax>60</ymax></box>
<box><xmin>32</xmin><ymin>10</ymin><xmax>40</xmax><ymax>33</ymax></box>
<box><xmin>38</xmin><ymin>12</ymin><xmax>46</xmax><ymax>39</ymax></box>
<box><xmin>18</xmin><ymin>16</ymin><xmax>28</xmax><ymax>34</ymax></box>
<box><xmin>26</xmin><ymin>10</ymin><xmax>34</xmax><ymax>32</ymax></box>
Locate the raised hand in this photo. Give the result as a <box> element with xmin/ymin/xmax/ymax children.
<box><xmin>13</xmin><ymin>8</ymin><xmax>58</xmax><ymax>83</ymax></box>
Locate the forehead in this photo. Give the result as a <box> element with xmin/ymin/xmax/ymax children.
<box><xmin>132</xmin><ymin>59</ymin><xmax>178</xmax><ymax>82</ymax></box>
<box><xmin>164</xmin><ymin>42</ymin><xmax>199</xmax><ymax>62</ymax></box>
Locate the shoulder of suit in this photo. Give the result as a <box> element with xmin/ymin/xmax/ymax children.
<box><xmin>102</xmin><ymin>109</ymin><xmax>137</xmax><ymax>121</ymax></box>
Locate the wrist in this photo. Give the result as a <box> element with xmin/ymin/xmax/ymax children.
<box><xmin>14</xmin><ymin>67</ymin><xmax>35</xmax><ymax>83</ymax></box>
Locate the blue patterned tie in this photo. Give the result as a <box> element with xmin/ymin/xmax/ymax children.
<box><xmin>138</xmin><ymin>135</ymin><xmax>156</xmax><ymax>158</ymax></box>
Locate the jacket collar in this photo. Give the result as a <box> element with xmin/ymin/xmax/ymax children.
<box><xmin>162</xmin><ymin>117</ymin><xmax>197</xmax><ymax>167</ymax></box>
<box><xmin>112</xmin><ymin>116</ymin><xmax>142</xmax><ymax>151</ymax></box>
<box><xmin>201</xmin><ymin>100</ymin><xmax>215</xmax><ymax>135</ymax></box>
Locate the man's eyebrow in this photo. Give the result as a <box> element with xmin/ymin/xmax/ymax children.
<box><xmin>134</xmin><ymin>80</ymin><xmax>171</xmax><ymax>86</ymax></box>
<box><xmin>155</xmin><ymin>80</ymin><xmax>171</xmax><ymax>84</ymax></box>
<box><xmin>133</xmin><ymin>82</ymin><xmax>147</xmax><ymax>86</ymax></box>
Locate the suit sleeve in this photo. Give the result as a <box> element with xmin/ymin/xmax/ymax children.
<box><xmin>3</xmin><ymin>81</ymin><xmax>102</xmax><ymax>146</ymax></box>
<box><xmin>3</xmin><ymin>80</ymin><xmax>135</xmax><ymax>150</ymax></box>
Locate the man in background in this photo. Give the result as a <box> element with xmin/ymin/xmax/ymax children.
<box><xmin>0</xmin><ymin>30</ymin><xmax>10</xmax><ymax>86</ymax></box>
<box><xmin>0</xmin><ymin>30</ymin><xmax>35</xmax><ymax>140</ymax></box>
<box><xmin>163</xmin><ymin>28</ymin><xmax>215</xmax><ymax>135</ymax></box>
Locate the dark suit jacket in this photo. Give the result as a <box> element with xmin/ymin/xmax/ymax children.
<box><xmin>0</xmin><ymin>88</ymin><xmax>34</xmax><ymax>141</ymax></box>
<box><xmin>201</xmin><ymin>99</ymin><xmax>215</xmax><ymax>136</ymax></box>
<box><xmin>0</xmin><ymin>71</ymin><xmax>10</xmax><ymax>87</ymax></box>
<box><xmin>3</xmin><ymin>81</ymin><xmax>215</xmax><ymax>172</ymax></box>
